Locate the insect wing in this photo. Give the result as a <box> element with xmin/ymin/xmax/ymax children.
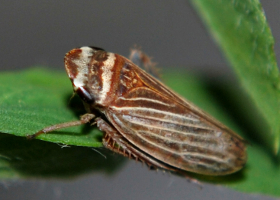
<box><xmin>105</xmin><ymin>60</ymin><xmax>246</xmax><ymax>175</ymax></box>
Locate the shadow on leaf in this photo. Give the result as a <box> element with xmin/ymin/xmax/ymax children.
<box><xmin>0</xmin><ymin>133</ymin><xmax>126</xmax><ymax>178</ymax></box>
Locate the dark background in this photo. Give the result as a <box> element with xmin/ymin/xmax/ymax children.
<box><xmin>0</xmin><ymin>1</ymin><xmax>279</xmax><ymax>200</ymax></box>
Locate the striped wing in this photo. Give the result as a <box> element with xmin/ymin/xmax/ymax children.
<box><xmin>105</xmin><ymin>64</ymin><xmax>246</xmax><ymax>175</ymax></box>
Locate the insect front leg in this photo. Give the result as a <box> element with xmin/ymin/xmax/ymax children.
<box><xmin>27</xmin><ymin>114</ymin><xmax>95</xmax><ymax>139</ymax></box>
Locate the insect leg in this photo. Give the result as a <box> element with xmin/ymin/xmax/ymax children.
<box><xmin>95</xmin><ymin>117</ymin><xmax>176</xmax><ymax>171</ymax></box>
<box><xmin>27</xmin><ymin>114</ymin><xmax>95</xmax><ymax>139</ymax></box>
<box><xmin>129</xmin><ymin>47</ymin><xmax>160</xmax><ymax>79</ymax></box>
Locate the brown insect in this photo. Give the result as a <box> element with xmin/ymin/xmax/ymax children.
<box><xmin>28</xmin><ymin>46</ymin><xmax>247</xmax><ymax>176</ymax></box>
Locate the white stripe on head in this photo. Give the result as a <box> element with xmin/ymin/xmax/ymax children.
<box><xmin>97</xmin><ymin>52</ymin><xmax>116</xmax><ymax>104</ymax></box>
<box><xmin>72</xmin><ymin>47</ymin><xmax>94</xmax><ymax>90</ymax></box>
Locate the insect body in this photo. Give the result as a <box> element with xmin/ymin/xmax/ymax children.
<box><xmin>31</xmin><ymin>47</ymin><xmax>247</xmax><ymax>176</ymax></box>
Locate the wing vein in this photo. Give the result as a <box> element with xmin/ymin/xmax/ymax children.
<box><xmin>134</xmin><ymin>130</ymin><xmax>229</xmax><ymax>165</ymax></box>
<box><xmin>118</xmin><ymin>96</ymin><xmax>173</xmax><ymax>107</ymax></box>
<box><xmin>111</xmin><ymin>106</ymin><xmax>200</xmax><ymax>123</ymax></box>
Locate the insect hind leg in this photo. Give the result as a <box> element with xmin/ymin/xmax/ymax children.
<box><xmin>96</xmin><ymin>117</ymin><xmax>176</xmax><ymax>171</ymax></box>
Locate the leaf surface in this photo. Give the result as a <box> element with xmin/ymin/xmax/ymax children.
<box><xmin>0</xmin><ymin>68</ymin><xmax>280</xmax><ymax>196</ymax></box>
<box><xmin>191</xmin><ymin>0</ymin><xmax>280</xmax><ymax>153</ymax></box>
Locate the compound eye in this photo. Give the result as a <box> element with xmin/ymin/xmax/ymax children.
<box><xmin>88</xmin><ymin>46</ymin><xmax>105</xmax><ymax>51</ymax></box>
<box><xmin>76</xmin><ymin>86</ymin><xmax>94</xmax><ymax>103</ymax></box>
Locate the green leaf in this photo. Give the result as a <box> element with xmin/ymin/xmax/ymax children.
<box><xmin>0</xmin><ymin>68</ymin><xmax>280</xmax><ymax>197</ymax></box>
<box><xmin>0</xmin><ymin>68</ymin><xmax>125</xmax><ymax>178</ymax></box>
<box><xmin>190</xmin><ymin>0</ymin><xmax>280</xmax><ymax>153</ymax></box>
<box><xmin>0</xmin><ymin>68</ymin><xmax>103</xmax><ymax>147</ymax></box>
